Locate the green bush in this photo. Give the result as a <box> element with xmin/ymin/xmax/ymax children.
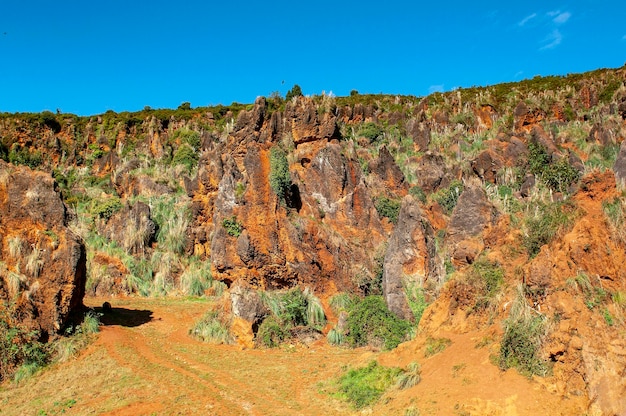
<box><xmin>334</xmin><ymin>361</ymin><xmax>402</xmax><ymax>409</ymax></box>
<box><xmin>345</xmin><ymin>296</ymin><xmax>412</xmax><ymax>350</ymax></box>
<box><xmin>256</xmin><ymin>288</ymin><xmax>326</xmax><ymax>347</ymax></box>
<box><xmin>528</xmin><ymin>142</ymin><xmax>579</xmax><ymax>192</ymax></box>
<box><xmin>91</xmin><ymin>198</ymin><xmax>122</xmax><ymax>220</ymax></box>
<box><xmin>499</xmin><ymin>314</ymin><xmax>548</xmax><ymax>377</ymax></box>
<box><xmin>432</xmin><ymin>180</ymin><xmax>463</xmax><ymax>215</ymax></box>
<box><xmin>0</xmin><ymin>305</ymin><xmax>49</xmax><ymax>382</ymax></box>
<box><xmin>171</xmin><ymin>143</ymin><xmax>199</xmax><ymax>172</ymax></box>
<box><xmin>409</xmin><ymin>186</ymin><xmax>427</xmax><ymax>204</ymax></box>
<box><xmin>396</xmin><ymin>361</ymin><xmax>422</xmax><ymax>390</ymax></box>
<box><xmin>269</xmin><ymin>146</ymin><xmax>291</xmax><ymax>202</ymax></box>
<box><xmin>8</xmin><ymin>144</ymin><xmax>42</xmax><ymax>168</ymax></box>
<box><xmin>468</xmin><ymin>258</ymin><xmax>505</xmax><ymax>309</ymax></box>
<box><xmin>222</xmin><ymin>216</ymin><xmax>243</xmax><ymax>237</ymax></box>
<box><xmin>170</xmin><ymin>129</ymin><xmax>201</xmax><ymax>150</ymax></box>
<box><xmin>374</xmin><ymin>197</ymin><xmax>401</xmax><ymax>224</ymax></box>
<box><xmin>257</xmin><ymin>315</ymin><xmax>287</xmax><ymax>348</ymax></box>
<box><xmin>358</xmin><ymin>122</ymin><xmax>384</xmax><ymax>142</ymax></box>
<box><xmin>541</xmin><ymin>159</ymin><xmax>580</xmax><ymax>193</ymax></box>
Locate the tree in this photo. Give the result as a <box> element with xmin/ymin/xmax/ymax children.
<box><xmin>286</xmin><ymin>84</ymin><xmax>303</xmax><ymax>101</ymax></box>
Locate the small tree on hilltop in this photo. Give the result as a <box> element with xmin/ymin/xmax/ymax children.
<box><xmin>286</xmin><ymin>84</ymin><xmax>303</xmax><ymax>101</ymax></box>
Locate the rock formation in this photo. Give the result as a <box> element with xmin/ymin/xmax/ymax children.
<box><xmin>0</xmin><ymin>160</ymin><xmax>86</xmax><ymax>338</ymax></box>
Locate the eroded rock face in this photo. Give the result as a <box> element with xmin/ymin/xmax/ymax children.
<box><xmin>0</xmin><ymin>160</ymin><xmax>86</xmax><ymax>338</ymax></box>
<box><xmin>383</xmin><ymin>196</ymin><xmax>438</xmax><ymax>320</ymax></box>
<box><xmin>201</xmin><ymin>98</ymin><xmax>387</xmax><ymax>293</ymax></box>
<box><xmin>447</xmin><ymin>186</ymin><xmax>497</xmax><ymax>266</ymax></box>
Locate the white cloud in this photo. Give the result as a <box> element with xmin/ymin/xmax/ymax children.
<box><xmin>552</xmin><ymin>11</ymin><xmax>571</xmax><ymax>24</ymax></box>
<box><xmin>540</xmin><ymin>29</ymin><xmax>563</xmax><ymax>50</ymax></box>
<box><xmin>518</xmin><ymin>13</ymin><xmax>537</xmax><ymax>27</ymax></box>
<box><xmin>428</xmin><ymin>85</ymin><xmax>444</xmax><ymax>94</ymax></box>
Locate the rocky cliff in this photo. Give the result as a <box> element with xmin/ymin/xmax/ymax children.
<box><xmin>1</xmin><ymin>65</ymin><xmax>626</xmax><ymax>413</ymax></box>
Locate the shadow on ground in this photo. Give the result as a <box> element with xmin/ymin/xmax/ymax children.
<box><xmin>91</xmin><ymin>306</ymin><xmax>153</xmax><ymax>327</ymax></box>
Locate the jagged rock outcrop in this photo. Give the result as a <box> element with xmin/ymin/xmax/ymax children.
<box><xmin>383</xmin><ymin>195</ymin><xmax>438</xmax><ymax>320</ymax></box>
<box><xmin>202</xmin><ymin>97</ymin><xmax>387</xmax><ymax>292</ymax></box>
<box><xmin>0</xmin><ymin>160</ymin><xmax>86</xmax><ymax>338</ymax></box>
<box><xmin>447</xmin><ymin>185</ymin><xmax>498</xmax><ymax>266</ymax></box>
<box><xmin>369</xmin><ymin>146</ymin><xmax>407</xmax><ymax>192</ymax></box>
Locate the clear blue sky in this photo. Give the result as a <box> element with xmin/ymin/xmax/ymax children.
<box><xmin>1</xmin><ymin>1</ymin><xmax>625</xmax><ymax>116</ymax></box>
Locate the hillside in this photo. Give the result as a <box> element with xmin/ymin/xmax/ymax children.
<box><xmin>1</xmin><ymin>66</ymin><xmax>626</xmax><ymax>415</ymax></box>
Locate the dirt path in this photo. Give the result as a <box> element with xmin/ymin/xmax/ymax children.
<box><xmin>0</xmin><ymin>296</ymin><xmax>590</xmax><ymax>415</ymax></box>
<box><xmin>0</xmin><ymin>297</ymin><xmax>364</xmax><ymax>416</ymax></box>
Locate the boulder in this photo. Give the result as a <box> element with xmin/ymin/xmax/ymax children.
<box><xmin>383</xmin><ymin>195</ymin><xmax>438</xmax><ymax>320</ymax></box>
<box><xmin>0</xmin><ymin>160</ymin><xmax>86</xmax><ymax>338</ymax></box>
<box><xmin>447</xmin><ymin>186</ymin><xmax>497</xmax><ymax>266</ymax></box>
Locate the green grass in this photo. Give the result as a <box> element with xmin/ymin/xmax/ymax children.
<box><xmin>498</xmin><ymin>285</ymin><xmax>549</xmax><ymax>377</ymax></box>
<box><xmin>189</xmin><ymin>310</ymin><xmax>231</xmax><ymax>344</ymax></box>
<box><xmin>424</xmin><ymin>337</ymin><xmax>452</xmax><ymax>357</ymax></box>
<box><xmin>333</xmin><ymin>361</ymin><xmax>402</xmax><ymax>409</ymax></box>
<box><xmin>396</xmin><ymin>361</ymin><xmax>421</xmax><ymax>389</ymax></box>
<box><xmin>522</xmin><ymin>201</ymin><xmax>576</xmax><ymax>258</ymax></box>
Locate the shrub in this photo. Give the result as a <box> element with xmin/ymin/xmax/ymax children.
<box><xmin>269</xmin><ymin>146</ymin><xmax>291</xmax><ymax>202</ymax></box>
<box><xmin>374</xmin><ymin>196</ymin><xmax>401</xmax><ymax>224</ymax></box>
<box><xmin>541</xmin><ymin>159</ymin><xmax>580</xmax><ymax>193</ymax></box>
<box><xmin>0</xmin><ymin>305</ymin><xmax>49</xmax><ymax>382</ymax></box>
<box><xmin>405</xmin><ymin>285</ymin><xmax>428</xmax><ymax>324</ymax></box>
<box><xmin>432</xmin><ymin>180</ymin><xmax>463</xmax><ymax>215</ymax></box>
<box><xmin>358</xmin><ymin>122</ymin><xmax>384</xmax><ymax>142</ymax></box>
<box><xmin>499</xmin><ymin>285</ymin><xmax>549</xmax><ymax>377</ymax></box>
<box><xmin>179</xmin><ymin>260</ymin><xmax>212</xmax><ymax>296</ymax></box>
<box><xmin>171</xmin><ymin>144</ymin><xmax>198</xmax><ymax>173</ymax></box>
<box><xmin>8</xmin><ymin>144</ymin><xmax>42</xmax><ymax>168</ymax></box>
<box><xmin>528</xmin><ymin>142</ymin><xmax>579</xmax><ymax>192</ymax></box>
<box><xmin>345</xmin><ymin>296</ymin><xmax>412</xmax><ymax>350</ymax></box>
<box><xmin>409</xmin><ymin>186</ymin><xmax>427</xmax><ymax>204</ymax></box>
<box><xmin>170</xmin><ymin>129</ymin><xmax>201</xmax><ymax>150</ymax></box>
<box><xmin>257</xmin><ymin>315</ymin><xmax>287</xmax><ymax>348</ymax></box>
<box><xmin>334</xmin><ymin>361</ymin><xmax>402</xmax><ymax>409</ymax></box>
<box><xmin>329</xmin><ymin>292</ymin><xmax>357</xmax><ymax>314</ymax></box>
<box><xmin>222</xmin><ymin>216</ymin><xmax>243</xmax><ymax>237</ymax></box>
<box><xmin>256</xmin><ymin>288</ymin><xmax>326</xmax><ymax>347</ymax></box>
<box><xmin>327</xmin><ymin>328</ymin><xmax>344</xmax><ymax>346</ymax></box>
<box><xmin>189</xmin><ymin>311</ymin><xmax>231</xmax><ymax>344</ymax></box>
<box><xmin>91</xmin><ymin>197</ymin><xmax>122</xmax><ymax>220</ymax></box>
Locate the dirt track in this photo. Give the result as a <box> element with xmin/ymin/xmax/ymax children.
<box><xmin>0</xmin><ymin>296</ymin><xmax>589</xmax><ymax>415</ymax></box>
<box><xmin>0</xmin><ymin>297</ymin><xmax>366</xmax><ymax>416</ymax></box>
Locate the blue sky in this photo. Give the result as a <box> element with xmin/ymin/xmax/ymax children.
<box><xmin>1</xmin><ymin>1</ymin><xmax>624</xmax><ymax>116</ymax></box>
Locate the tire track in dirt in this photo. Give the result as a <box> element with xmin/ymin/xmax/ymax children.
<box><xmin>98</xmin><ymin>325</ymin><xmax>247</xmax><ymax>415</ymax></box>
<box><xmin>81</xmin><ymin>297</ymin><xmax>362</xmax><ymax>415</ymax></box>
